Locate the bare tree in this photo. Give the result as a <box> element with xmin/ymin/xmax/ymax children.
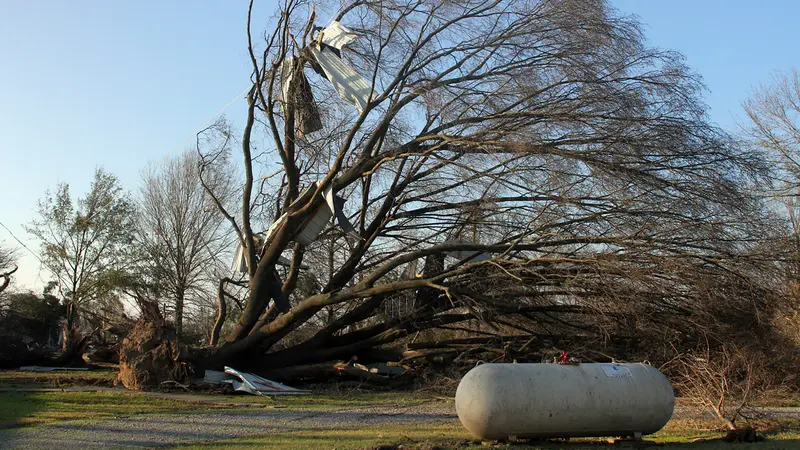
<box><xmin>0</xmin><ymin>243</ymin><xmax>18</xmax><ymax>294</ymax></box>
<box><xmin>135</xmin><ymin>150</ymin><xmax>235</xmax><ymax>341</ymax></box>
<box><xmin>192</xmin><ymin>0</ymin><xmax>776</xmax><ymax>375</ymax></box>
<box><xmin>744</xmin><ymin>67</ymin><xmax>800</xmax><ymax>272</ymax></box>
<box><xmin>26</xmin><ymin>169</ymin><xmax>136</xmax><ymax>355</ymax></box>
<box><xmin>666</xmin><ymin>342</ymin><xmax>757</xmax><ymax>431</ymax></box>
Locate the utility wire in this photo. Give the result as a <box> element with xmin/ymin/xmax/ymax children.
<box><xmin>0</xmin><ymin>82</ymin><xmax>252</xmax><ymax>284</ymax></box>
<box><xmin>0</xmin><ymin>84</ymin><xmax>251</xmax><ymax>262</ymax></box>
<box><xmin>0</xmin><ymin>218</ymin><xmax>58</xmax><ymax>287</ymax></box>
<box><xmin>0</xmin><ymin>219</ymin><xmax>42</xmax><ymax>266</ymax></box>
<box><xmin>170</xmin><ymin>86</ymin><xmax>251</xmax><ymax>154</ymax></box>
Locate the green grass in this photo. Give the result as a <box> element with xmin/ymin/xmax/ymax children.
<box><xmin>135</xmin><ymin>390</ymin><xmax>450</xmax><ymax>411</ymax></box>
<box><xmin>0</xmin><ymin>368</ymin><xmax>445</xmax><ymax>409</ymax></box>
<box><xmin>181</xmin><ymin>422</ymin><xmax>469</xmax><ymax>450</ymax></box>
<box><xmin>0</xmin><ymin>368</ymin><xmax>117</xmax><ymax>388</ymax></box>
<box><xmin>266</xmin><ymin>391</ymin><xmax>448</xmax><ymax>410</ymax></box>
<box><xmin>1</xmin><ymin>368</ymin><xmax>797</xmax><ymax>449</ymax></box>
<box><xmin>0</xmin><ymin>389</ymin><xmax>797</xmax><ymax>449</ymax></box>
<box><xmin>0</xmin><ymin>373</ymin><xmax>448</xmax><ymax>431</ymax></box>
<box><xmin>0</xmin><ymin>391</ymin><xmax>233</xmax><ymax>429</ymax></box>
<box><xmin>180</xmin><ymin>426</ymin><xmax>800</xmax><ymax>450</ymax></box>
<box><xmin>178</xmin><ymin>415</ymin><xmax>800</xmax><ymax>450</ymax></box>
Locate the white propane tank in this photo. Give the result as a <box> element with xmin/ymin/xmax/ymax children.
<box><xmin>455</xmin><ymin>363</ymin><xmax>674</xmax><ymax>440</ymax></box>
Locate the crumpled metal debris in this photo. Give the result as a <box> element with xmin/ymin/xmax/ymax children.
<box><xmin>443</xmin><ymin>239</ymin><xmax>490</xmax><ymax>263</ymax></box>
<box><xmin>230</xmin><ymin>182</ymin><xmax>360</xmax><ymax>313</ymax></box>
<box><xmin>317</xmin><ymin>21</ymin><xmax>358</xmax><ymax>50</ymax></box>
<box><xmin>231</xmin><ymin>233</ymin><xmax>299</xmax><ymax>273</ymax></box>
<box><xmin>203</xmin><ymin>367</ymin><xmax>310</xmax><ymax>396</ymax></box>
<box><xmin>296</xmin><ymin>185</ymin><xmax>359</xmax><ymax>245</ymax></box>
<box><xmin>308</xmin><ymin>43</ymin><xmax>372</xmax><ymax>112</ymax></box>
<box><xmin>249</xmin><ymin>183</ymin><xmax>359</xmax><ymax>249</ymax></box>
<box><xmin>280</xmin><ymin>56</ymin><xmax>323</xmax><ymax>136</ymax></box>
<box><xmin>277</xmin><ymin>20</ymin><xmax>370</xmax><ymax>139</ymax></box>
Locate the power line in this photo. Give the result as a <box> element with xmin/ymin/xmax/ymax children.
<box><xmin>0</xmin><ymin>219</ymin><xmax>42</xmax><ymax>266</ymax></box>
<box><xmin>0</xmin><ymin>82</ymin><xmax>252</xmax><ymax>284</ymax></box>
<box><xmin>0</xmin><ymin>218</ymin><xmax>60</xmax><ymax>287</ymax></box>
<box><xmin>170</xmin><ymin>86</ymin><xmax>251</xmax><ymax>154</ymax></box>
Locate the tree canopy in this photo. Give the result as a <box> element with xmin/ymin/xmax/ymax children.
<box><xmin>191</xmin><ymin>0</ymin><xmax>781</xmax><ymax>373</ymax></box>
<box><xmin>26</xmin><ymin>168</ymin><xmax>136</xmax><ymax>350</ymax></box>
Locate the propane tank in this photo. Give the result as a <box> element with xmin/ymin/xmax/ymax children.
<box><xmin>455</xmin><ymin>363</ymin><xmax>674</xmax><ymax>440</ymax></box>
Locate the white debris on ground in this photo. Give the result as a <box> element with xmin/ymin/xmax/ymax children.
<box><xmin>203</xmin><ymin>366</ymin><xmax>311</xmax><ymax>396</ymax></box>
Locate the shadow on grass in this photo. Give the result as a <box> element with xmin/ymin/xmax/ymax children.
<box><xmin>0</xmin><ymin>390</ymin><xmax>227</xmax><ymax>431</ymax></box>
<box><xmin>0</xmin><ymin>392</ymin><xmax>45</xmax><ymax>429</ymax></box>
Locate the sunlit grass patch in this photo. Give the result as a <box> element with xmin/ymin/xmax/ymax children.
<box><xmin>178</xmin><ymin>410</ymin><xmax>800</xmax><ymax>450</ymax></box>
<box><xmin>182</xmin><ymin>421</ymin><xmax>466</xmax><ymax>450</ymax></box>
<box><xmin>267</xmin><ymin>391</ymin><xmax>451</xmax><ymax>410</ymax></box>
<box><xmin>0</xmin><ymin>391</ymin><xmax>223</xmax><ymax>428</ymax></box>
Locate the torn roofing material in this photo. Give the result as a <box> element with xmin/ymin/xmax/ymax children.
<box><xmin>443</xmin><ymin>239</ymin><xmax>491</xmax><ymax>263</ymax></box>
<box><xmin>203</xmin><ymin>367</ymin><xmax>311</xmax><ymax>396</ymax></box>
<box><xmin>278</xmin><ymin>20</ymin><xmax>370</xmax><ymax>138</ymax></box>
<box><xmin>305</xmin><ymin>21</ymin><xmax>371</xmax><ymax>112</ymax></box>
<box><xmin>308</xmin><ymin>44</ymin><xmax>372</xmax><ymax>113</ymax></box>
<box><xmin>279</xmin><ymin>57</ymin><xmax>323</xmax><ymax>136</ymax></box>
<box><xmin>230</xmin><ymin>182</ymin><xmax>360</xmax><ymax>313</ymax></box>
<box><xmin>284</xmin><ymin>183</ymin><xmax>360</xmax><ymax>246</ymax></box>
<box><xmin>231</xmin><ymin>234</ymin><xmax>298</xmax><ymax>273</ymax></box>
<box><xmin>318</xmin><ymin>20</ymin><xmax>359</xmax><ymax>50</ymax></box>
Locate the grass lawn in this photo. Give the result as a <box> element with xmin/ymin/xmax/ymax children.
<box><xmin>0</xmin><ymin>391</ymin><xmax>235</xmax><ymax>428</ymax></box>
<box><xmin>179</xmin><ymin>418</ymin><xmax>800</xmax><ymax>450</ymax></box>
<box><xmin>0</xmin><ymin>367</ymin><xmax>118</xmax><ymax>388</ymax></box>
<box><xmin>0</xmin><ymin>367</ymin><xmax>448</xmax><ymax>430</ymax></box>
<box><xmin>264</xmin><ymin>390</ymin><xmax>447</xmax><ymax>410</ymax></box>
<box><xmin>0</xmin><ymin>389</ymin><xmax>448</xmax><ymax>430</ymax></box>
<box><xmin>179</xmin><ymin>400</ymin><xmax>800</xmax><ymax>449</ymax></box>
<box><xmin>181</xmin><ymin>422</ymin><xmax>468</xmax><ymax>450</ymax></box>
<box><xmin>1</xmin><ymin>368</ymin><xmax>798</xmax><ymax>449</ymax></box>
<box><xmin>1</xmin><ymin>387</ymin><xmax>798</xmax><ymax>449</ymax></box>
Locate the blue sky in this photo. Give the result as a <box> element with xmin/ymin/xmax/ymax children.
<box><xmin>1</xmin><ymin>1</ymin><xmax>799</xmax><ymax>291</ymax></box>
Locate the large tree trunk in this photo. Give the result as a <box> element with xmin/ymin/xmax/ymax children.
<box><xmin>174</xmin><ymin>289</ymin><xmax>184</xmax><ymax>341</ymax></box>
<box><xmin>60</xmin><ymin>302</ymin><xmax>78</xmax><ymax>353</ymax></box>
<box><xmin>208</xmin><ymin>278</ymin><xmax>228</xmax><ymax>347</ymax></box>
<box><xmin>118</xmin><ymin>301</ymin><xmax>186</xmax><ymax>390</ymax></box>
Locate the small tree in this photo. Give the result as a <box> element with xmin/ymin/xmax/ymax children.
<box><xmin>667</xmin><ymin>344</ymin><xmax>757</xmax><ymax>431</ymax></box>
<box><xmin>26</xmin><ymin>168</ymin><xmax>136</xmax><ymax>354</ymax></box>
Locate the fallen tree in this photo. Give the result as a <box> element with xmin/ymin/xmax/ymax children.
<box><xmin>183</xmin><ymin>0</ymin><xmax>785</xmax><ymax>379</ymax></box>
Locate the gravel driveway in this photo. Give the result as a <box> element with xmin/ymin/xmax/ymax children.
<box><xmin>4</xmin><ymin>403</ymin><xmax>799</xmax><ymax>449</ymax></box>
<box><xmin>0</xmin><ymin>404</ymin><xmax>458</xmax><ymax>449</ymax></box>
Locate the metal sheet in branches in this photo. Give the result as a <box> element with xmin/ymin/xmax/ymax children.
<box><xmin>279</xmin><ymin>20</ymin><xmax>371</xmax><ymax>135</ymax></box>
<box><xmin>231</xmin><ymin>182</ymin><xmax>359</xmax><ymax>273</ymax></box>
<box><xmin>293</xmin><ymin>183</ymin><xmax>360</xmax><ymax>246</ymax></box>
